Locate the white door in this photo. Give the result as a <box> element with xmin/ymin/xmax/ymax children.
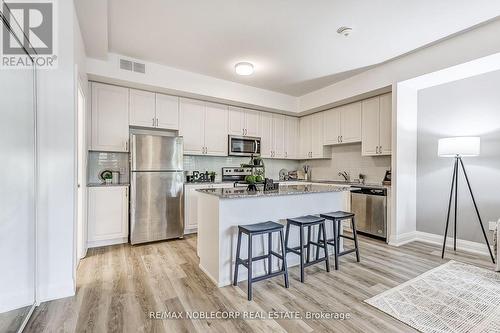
<box><xmin>91</xmin><ymin>83</ymin><xmax>129</xmax><ymax>152</ymax></box>
<box><xmin>340</xmin><ymin>102</ymin><xmax>362</xmax><ymax>143</ymax></box>
<box><xmin>179</xmin><ymin>98</ymin><xmax>205</xmax><ymax>155</ymax></box>
<box><xmin>156</xmin><ymin>93</ymin><xmax>179</xmax><ymax>130</ymax></box>
<box><xmin>323</xmin><ymin>108</ymin><xmax>341</xmax><ymax>145</ymax></box>
<box><xmin>361</xmin><ymin>96</ymin><xmax>380</xmax><ymax>156</ymax></box>
<box><xmin>379</xmin><ymin>93</ymin><xmax>392</xmax><ymax>155</ymax></box>
<box><xmin>204</xmin><ymin>102</ymin><xmax>228</xmax><ymax>156</ymax></box>
<box><xmin>88</xmin><ymin>186</ymin><xmax>128</xmax><ymax>244</ymax></box>
<box><xmin>228</xmin><ymin>106</ymin><xmax>245</xmax><ymax>136</ymax></box>
<box><xmin>311</xmin><ymin>112</ymin><xmax>325</xmax><ymax>158</ymax></box>
<box><xmin>273</xmin><ymin>114</ymin><xmax>285</xmax><ymax>159</ymax></box>
<box><xmin>129</xmin><ymin>89</ymin><xmax>156</xmax><ymax>128</ymax></box>
<box><xmin>244</xmin><ymin>110</ymin><xmax>260</xmax><ymax>137</ymax></box>
<box><xmin>259</xmin><ymin>112</ymin><xmax>274</xmax><ymax>158</ymax></box>
<box><xmin>76</xmin><ymin>83</ymin><xmax>86</xmax><ymax>261</ymax></box>
<box><xmin>299</xmin><ymin>116</ymin><xmax>312</xmax><ymax>159</ymax></box>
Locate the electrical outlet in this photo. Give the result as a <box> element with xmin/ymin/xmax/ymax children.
<box><xmin>489</xmin><ymin>221</ymin><xmax>498</xmax><ymax>231</ymax></box>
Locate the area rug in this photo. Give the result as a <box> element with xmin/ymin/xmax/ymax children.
<box><xmin>365</xmin><ymin>260</ymin><xmax>500</xmax><ymax>333</ymax></box>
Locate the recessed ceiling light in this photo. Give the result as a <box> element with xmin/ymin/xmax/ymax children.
<box><xmin>337</xmin><ymin>26</ymin><xmax>353</xmax><ymax>37</ymax></box>
<box><xmin>235</xmin><ymin>62</ymin><xmax>254</xmax><ymax>76</ymax></box>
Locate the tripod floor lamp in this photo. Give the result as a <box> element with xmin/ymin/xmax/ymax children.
<box><xmin>438</xmin><ymin>136</ymin><xmax>495</xmax><ymax>263</ymax></box>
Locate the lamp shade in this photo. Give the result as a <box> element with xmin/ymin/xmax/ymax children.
<box><xmin>438</xmin><ymin>137</ymin><xmax>480</xmax><ymax>157</ymax></box>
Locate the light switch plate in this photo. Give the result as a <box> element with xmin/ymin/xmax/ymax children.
<box><xmin>489</xmin><ymin>221</ymin><xmax>498</xmax><ymax>231</ymax></box>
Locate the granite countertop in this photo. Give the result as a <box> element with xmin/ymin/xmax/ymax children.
<box><xmin>87</xmin><ymin>183</ymin><xmax>130</xmax><ymax>187</ymax></box>
<box><xmin>196</xmin><ymin>183</ymin><xmax>354</xmax><ymax>199</ymax></box>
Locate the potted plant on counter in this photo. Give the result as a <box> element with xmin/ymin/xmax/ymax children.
<box><xmin>209</xmin><ymin>171</ymin><xmax>216</xmax><ymax>183</ymax></box>
<box><xmin>245</xmin><ymin>175</ymin><xmax>257</xmax><ymax>192</ymax></box>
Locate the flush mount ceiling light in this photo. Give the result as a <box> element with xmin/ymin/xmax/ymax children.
<box><xmin>235</xmin><ymin>62</ymin><xmax>254</xmax><ymax>76</ymax></box>
<box><xmin>337</xmin><ymin>26</ymin><xmax>353</xmax><ymax>37</ymax></box>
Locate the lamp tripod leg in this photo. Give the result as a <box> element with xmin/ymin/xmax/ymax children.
<box><xmin>454</xmin><ymin>157</ymin><xmax>458</xmax><ymax>251</ymax></box>
<box><xmin>442</xmin><ymin>159</ymin><xmax>457</xmax><ymax>259</ymax></box>
<box><xmin>458</xmin><ymin>158</ymin><xmax>495</xmax><ymax>264</ymax></box>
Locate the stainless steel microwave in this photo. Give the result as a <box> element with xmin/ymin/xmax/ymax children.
<box><xmin>228</xmin><ymin>135</ymin><xmax>261</xmax><ymax>156</ymax></box>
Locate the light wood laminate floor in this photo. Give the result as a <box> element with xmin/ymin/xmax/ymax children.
<box><xmin>25</xmin><ymin>234</ymin><xmax>494</xmax><ymax>333</ymax></box>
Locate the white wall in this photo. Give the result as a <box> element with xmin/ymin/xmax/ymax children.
<box><xmin>299</xmin><ymin>19</ymin><xmax>500</xmax><ymax>113</ymax></box>
<box><xmin>417</xmin><ymin>69</ymin><xmax>500</xmax><ymax>243</ymax></box>
<box><xmin>86</xmin><ymin>53</ymin><xmax>298</xmax><ymax>113</ymax></box>
<box><xmin>36</xmin><ymin>0</ymin><xmax>79</xmax><ymax>302</ymax></box>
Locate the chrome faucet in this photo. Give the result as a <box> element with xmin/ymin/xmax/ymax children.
<box><xmin>338</xmin><ymin>171</ymin><xmax>349</xmax><ymax>182</ymax></box>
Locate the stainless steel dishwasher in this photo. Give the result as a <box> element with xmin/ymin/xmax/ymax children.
<box><xmin>351</xmin><ymin>187</ymin><xmax>387</xmax><ymax>240</ymax></box>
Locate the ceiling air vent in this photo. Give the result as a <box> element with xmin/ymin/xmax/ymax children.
<box><xmin>133</xmin><ymin>62</ymin><xmax>146</xmax><ymax>74</ymax></box>
<box><xmin>119</xmin><ymin>59</ymin><xmax>133</xmax><ymax>71</ymax></box>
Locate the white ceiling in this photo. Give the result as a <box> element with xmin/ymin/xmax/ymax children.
<box><xmin>77</xmin><ymin>0</ymin><xmax>500</xmax><ymax>96</ymax></box>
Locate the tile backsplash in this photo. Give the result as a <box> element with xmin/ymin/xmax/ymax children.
<box><xmin>183</xmin><ymin>155</ymin><xmax>300</xmax><ymax>181</ymax></box>
<box><xmin>88</xmin><ymin>151</ymin><xmax>130</xmax><ymax>184</ymax></box>
<box><xmin>301</xmin><ymin>143</ymin><xmax>391</xmax><ymax>184</ymax></box>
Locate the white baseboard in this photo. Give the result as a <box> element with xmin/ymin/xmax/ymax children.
<box><xmin>87</xmin><ymin>237</ymin><xmax>128</xmax><ymax>249</ymax></box>
<box><xmin>388</xmin><ymin>231</ymin><xmax>418</xmax><ymax>246</ymax></box>
<box><xmin>415</xmin><ymin>231</ymin><xmax>493</xmax><ymax>256</ymax></box>
<box><xmin>37</xmin><ymin>280</ymin><xmax>75</xmax><ymax>303</ymax></box>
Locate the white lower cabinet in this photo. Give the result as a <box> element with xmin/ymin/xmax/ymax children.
<box><xmin>184</xmin><ymin>183</ymin><xmax>233</xmax><ymax>233</ymax></box>
<box><xmin>87</xmin><ymin>186</ymin><xmax>129</xmax><ymax>248</ymax></box>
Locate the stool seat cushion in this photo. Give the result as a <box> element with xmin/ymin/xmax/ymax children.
<box><xmin>320</xmin><ymin>211</ymin><xmax>355</xmax><ymax>220</ymax></box>
<box><xmin>287</xmin><ymin>215</ymin><xmax>324</xmax><ymax>225</ymax></box>
<box><xmin>239</xmin><ymin>221</ymin><xmax>283</xmax><ymax>233</ymax></box>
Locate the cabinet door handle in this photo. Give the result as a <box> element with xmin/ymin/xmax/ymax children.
<box><xmin>153</xmin><ymin>118</ymin><xmax>156</xmax><ymax>127</ymax></box>
<box><xmin>125</xmin><ymin>141</ymin><xmax>128</xmax><ymax>151</ymax></box>
<box><xmin>341</xmin><ymin>135</ymin><xmax>343</xmax><ymax>143</ymax></box>
<box><xmin>156</xmin><ymin>118</ymin><xmax>159</xmax><ymax>127</ymax></box>
<box><xmin>379</xmin><ymin>146</ymin><xmax>382</xmax><ymax>154</ymax></box>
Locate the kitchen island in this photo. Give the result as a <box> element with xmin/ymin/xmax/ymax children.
<box><xmin>196</xmin><ymin>183</ymin><xmax>353</xmax><ymax>287</ymax></box>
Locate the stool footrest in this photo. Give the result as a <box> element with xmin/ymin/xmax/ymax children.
<box><xmin>251</xmin><ymin>269</ymin><xmax>287</xmax><ymax>283</ymax></box>
<box><xmin>303</xmin><ymin>257</ymin><xmax>327</xmax><ymax>268</ymax></box>
<box><xmin>338</xmin><ymin>248</ymin><xmax>357</xmax><ymax>257</ymax></box>
<box><xmin>339</xmin><ymin>235</ymin><xmax>355</xmax><ymax>241</ymax></box>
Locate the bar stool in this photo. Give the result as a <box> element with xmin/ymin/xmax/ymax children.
<box><xmin>285</xmin><ymin>215</ymin><xmax>330</xmax><ymax>283</ymax></box>
<box><xmin>319</xmin><ymin>211</ymin><xmax>360</xmax><ymax>270</ymax></box>
<box><xmin>233</xmin><ymin>221</ymin><xmax>289</xmax><ymax>301</ymax></box>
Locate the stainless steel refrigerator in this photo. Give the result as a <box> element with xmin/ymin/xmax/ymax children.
<box><xmin>130</xmin><ymin>134</ymin><xmax>184</xmax><ymax>244</ymax></box>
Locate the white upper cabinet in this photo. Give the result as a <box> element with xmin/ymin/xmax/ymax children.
<box><xmin>324</xmin><ymin>102</ymin><xmax>361</xmax><ymax>145</ymax></box>
<box><xmin>311</xmin><ymin>112</ymin><xmax>329</xmax><ymax>158</ymax></box>
<box><xmin>362</xmin><ymin>93</ymin><xmax>392</xmax><ymax>156</ymax></box>
<box><xmin>228</xmin><ymin>106</ymin><xmax>260</xmax><ymax>137</ymax></box>
<box><xmin>323</xmin><ymin>108</ymin><xmax>341</xmax><ymax>145</ymax></box>
<box><xmin>91</xmin><ymin>82</ymin><xmax>129</xmax><ymax>152</ymax></box>
<box><xmin>340</xmin><ymin>102</ymin><xmax>362</xmax><ymax>143</ymax></box>
<box><xmin>228</xmin><ymin>107</ymin><xmax>245</xmax><ymax>136</ymax></box>
<box><xmin>130</xmin><ymin>90</ymin><xmax>179</xmax><ymax>130</ymax></box>
<box><xmin>179</xmin><ymin>98</ymin><xmax>205</xmax><ymax>155</ymax></box>
<box><xmin>299</xmin><ymin>115</ymin><xmax>312</xmax><ymax>159</ymax></box>
<box><xmin>245</xmin><ymin>109</ymin><xmax>260</xmax><ymax>137</ymax></box>
<box><xmin>285</xmin><ymin>116</ymin><xmax>299</xmax><ymax>159</ymax></box>
<box><xmin>300</xmin><ymin>113</ymin><xmax>330</xmax><ymax>159</ymax></box>
<box><xmin>378</xmin><ymin>93</ymin><xmax>392</xmax><ymax>155</ymax></box>
<box><xmin>228</xmin><ymin>107</ymin><xmax>260</xmax><ymax>137</ymax></box>
<box><xmin>273</xmin><ymin>114</ymin><xmax>285</xmax><ymax>159</ymax></box>
<box><xmin>129</xmin><ymin>89</ymin><xmax>156</xmax><ymax>128</ymax></box>
<box><xmin>179</xmin><ymin>98</ymin><xmax>227</xmax><ymax>156</ymax></box>
<box><xmin>156</xmin><ymin>93</ymin><xmax>179</xmax><ymax>130</ymax></box>
<box><xmin>204</xmin><ymin>102</ymin><xmax>228</xmax><ymax>156</ymax></box>
<box><xmin>259</xmin><ymin>112</ymin><xmax>273</xmax><ymax>158</ymax></box>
